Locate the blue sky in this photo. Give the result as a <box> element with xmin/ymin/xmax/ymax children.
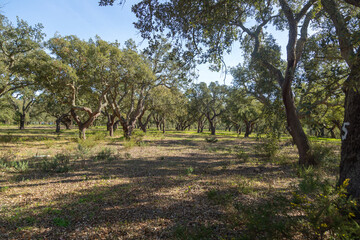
<box><xmin>2</xmin><ymin>0</ymin><xmax>288</xmax><ymax>85</ymax></box>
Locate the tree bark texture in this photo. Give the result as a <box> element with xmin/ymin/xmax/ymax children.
<box><xmin>339</xmin><ymin>69</ymin><xmax>360</xmax><ymax>199</ymax></box>
<box><xmin>283</xmin><ymin>88</ymin><xmax>315</xmax><ymax>165</ymax></box>
<box><xmin>55</xmin><ymin>119</ymin><xmax>61</xmax><ymax>133</ymax></box>
<box><xmin>19</xmin><ymin>114</ymin><xmax>25</xmax><ymax>130</ymax></box>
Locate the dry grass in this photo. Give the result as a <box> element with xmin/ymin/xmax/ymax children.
<box><xmin>0</xmin><ymin>126</ymin><xmax>340</xmax><ymax>239</ymax></box>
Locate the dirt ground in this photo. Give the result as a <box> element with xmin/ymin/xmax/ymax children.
<box><xmin>0</xmin><ymin>127</ymin><xmax>337</xmax><ymax>239</ymax></box>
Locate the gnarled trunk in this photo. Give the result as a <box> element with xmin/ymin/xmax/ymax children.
<box><xmin>55</xmin><ymin>118</ymin><xmax>61</xmax><ymax>133</ymax></box>
<box><xmin>339</xmin><ymin>69</ymin><xmax>360</xmax><ymax>199</ymax></box>
<box><xmin>122</xmin><ymin>123</ymin><xmax>135</xmax><ymax>140</ymax></box>
<box><xmin>79</xmin><ymin>127</ymin><xmax>86</xmax><ymax>140</ymax></box>
<box><xmin>61</xmin><ymin>115</ymin><xmax>72</xmax><ymax>130</ymax></box>
<box><xmin>106</xmin><ymin>114</ymin><xmax>116</xmax><ymax>137</ymax></box>
<box><xmin>19</xmin><ymin>114</ymin><xmax>25</xmax><ymax>130</ymax></box>
<box><xmin>71</xmin><ymin>109</ymin><xmax>100</xmax><ymax>140</ymax></box>
<box><xmin>209</xmin><ymin>121</ymin><xmax>216</xmax><ymax>135</ymax></box>
<box><xmin>244</xmin><ymin>121</ymin><xmax>255</xmax><ymax>138</ymax></box>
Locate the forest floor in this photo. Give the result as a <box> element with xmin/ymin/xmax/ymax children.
<box><xmin>0</xmin><ymin>126</ymin><xmax>344</xmax><ymax>239</ymax></box>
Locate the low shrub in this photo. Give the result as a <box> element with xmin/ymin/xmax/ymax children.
<box><xmin>185</xmin><ymin>166</ymin><xmax>194</xmax><ymax>176</ymax></box>
<box><xmin>52</xmin><ymin>217</ymin><xmax>70</xmax><ymax>227</ymax></box>
<box><xmin>94</xmin><ymin>148</ymin><xmax>114</xmax><ymax>162</ymax></box>
<box><xmin>12</xmin><ymin>161</ymin><xmax>29</xmax><ymax>173</ymax></box>
<box><xmin>40</xmin><ymin>154</ymin><xmax>70</xmax><ymax>173</ymax></box>
<box><xmin>236</xmin><ymin>195</ymin><xmax>293</xmax><ymax>240</ymax></box>
<box><xmin>291</xmin><ymin>177</ymin><xmax>360</xmax><ymax>239</ymax></box>
<box><xmin>74</xmin><ymin>144</ymin><xmax>91</xmax><ymax>160</ymax></box>
<box><xmin>255</xmin><ymin>133</ymin><xmax>279</xmax><ymax>159</ymax></box>
<box><xmin>310</xmin><ymin>142</ymin><xmax>338</xmax><ymax>167</ymax></box>
<box><xmin>207</xmin><ymin>189</ymin><xmax>233</xmax><ymax>206</ymax></box>
<box><xmin>236</xmin><ymin>149</ymin><xmax>249</xmax><ymax>162</ymax></box>
<box><xmin>205</xmin><ymin>136</ymin><xmax>218</xmax><ymax>143</ymax></box>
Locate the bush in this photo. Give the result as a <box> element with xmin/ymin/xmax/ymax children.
<box><xmin>236</xmin><ymin>195</ymin><xmax>293</xmax><ymax>239</ymax></box>
<box><xmin>291</xmin><ymin>178</ymin><xmax>360</xmax><ymax>239</ymax></box>
<box><xmin>236</xmin><ymin>149</ymin><xmax>249</xmax><ymax>162</ymax></box>
<box><xmin>0</xmin><ymin>152</ymin><xmax>29</xmax><ymax>173</ymax></box>
<box><xmin>40</xmin><ymin>154</ymin><xmax>70</xmax><ymax>173</ymax></box>
<box><xmin>53</xmin><ymin>217</ymin><xmax>70</xmax><ymax>227</ymax></box>
<box><xmin>205</xmin><ymin>136</ymin><xmax>218</xmax><ymax>143</ymax></box>
<box><xmin>123</xmin><ymin>136</ymin><xmax>147</xmax><ymax>148</ymax></box>
<box><xmin>76</xmin><ymin>138</ymin><xmax>97</xmax><ymax>149</ymax></box>
<box><xmin>12</xmin><ymin>161</ymin><xmax>29</xmax><ymax>173</ymax></box>
<box><xmin>91</xmin><ymin>131</ymin><xmax>107</xmax><ymax>141</ymax></box>
<box><xmin>185</xmin><ymin>166</ymin><xmax>194</xmax><ymax>176</ymax></box>
<box><xmin>207</xmin><ymin>189</ymin><xmax>233</xmax><ymax>206</ymax></box>
<box><xmin>256</xmin><ymin>133</ymin><xmax>279</xmax><ymax>159</ymax></box>
<box><xmin>94</xmin><ymin>148</ymin><xmax>114</xmax><ymax>162</ymax></box>
<box><xmin>74</xmin><ymin>144</ymin><xmax>90</xmax><ymax>160</ymax></box>
<box><xmin>310</xmin><ymin>142</ymin><xmax>338</xmax><ymax>166</ymax></box>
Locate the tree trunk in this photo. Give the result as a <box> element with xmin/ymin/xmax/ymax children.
<box><xmin>123</xmin><ymin>124</ymin><xmax>134</xmax><ymax>140</ymax></box>
<box><xmin>61</xmin><ymin>115</ymin><xmax>72</xmax><ymax>130</ymax></box>
<box><xmin>244</xmin><ymin>121</ymin><xmax>251</xmax><ymax>138</ymax></box>
<box><xmin>114</xmin><ymin>120</ymin><xmax>120</xmax><ymax>132</ymax></box>
<box><xmin>339</xmin><ymin>68</ymin><xmax>360</xmax><ymax>199</ymax></box>
<box><xmin>55</xmin><ymin>118</ymin><xmax>61</xmax><ymax>133</ymax></box>
<box><xmin>283</xmin><ymin>88</ymin><xmax>315</xmax><ymax>166</ymax></box>
<box><xmin>156</xmin><ymin>122</ymin><xmax>160</xmax><ymax>131</ymax></box>
<box><xmin>106</xmin><ymin>115</ymin><xmax>116</xmax><ymax>137</ymax></box>
<box><xmin>140</xmin><ymin>123</ymin><xmax>147</xmax><ymax>133</ymax></box>
<box><xmin>63</xmin><ymin>121</ymin><xmax>71</xmax><ymax>129</ymax></box>
<box><xmin>162</xmin><ymin>118</ymin><xmax>166</xmax><ymax>134</ymax></box>
<box><xmin>237</xmin><ymin>126</ymin><xmax>242</xmax><ymax>135</ymax></box>
<box><xmin>79</xmin><ymin>127</ymin><xmax>86</xmax><ymax>140</ymax></box>
<box><xmin>19</xmin><ymin>114</ymin><xmax>25</xmax><ymax>130</ymax></box>
<box><xmin>329</xmin><ymin>127</ymin><xmax>336</xmax><ymax>139</ymax></box>
<box><xmin>109</xmin><ymin>125</ymin><xmax>114</xmax><ymax>137</ymax></box>
<box><xmin>209</xmin><ymin>121</ymin><xmax>216</xmax><ymax>135</ymax></box>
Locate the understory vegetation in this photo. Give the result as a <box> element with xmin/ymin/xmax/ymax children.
<box><xmin>1</xmin><ymin>1</ymin><xmax>359</xmax><ymax>239</ymax></box>
<box><xmin>1</xmin><ymin>126</ymin><xmax>358</xmax><ymax>239</ymax></box>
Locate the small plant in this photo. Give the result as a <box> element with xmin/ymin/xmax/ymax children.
<box><xmin>0</xmin><ymin>151</ymin><xmax>16</xmax><ymax>169</ymax></box>
<box><xmin>123</xmin><ymin>139</ymin><xmax>137</xmax><ymax>149</ymax></box>
<box><xmin>172</xmin><ymin>224</ymin><xmax>215</xmax><ymax>240</ymax></box>
<box><xmin>184</xmin><ymin>185</ymin><xmax>192</xmax><ymax>193</ymax></box>
<box><xmin>236</xmin><ymin>176</ymin><xmax>255</xmax><ymax>195</ymax></box>
<box><xmin>0</xmin><ymin>186</ymin><xmax>9</xmax><ymax>192</ymax></box>
<box><xmin>256</xmin><ymin>133</ymin><xmax>279</xmax><ymax>159</ymax></box>
<box><xmin>91</xmin><ymin>131</ymin><xmax>107</xmax><ymax>141</ymax></box>
<box><xmin>185</xmin><ymin>166</ymin><xmax>194</xmax><ymax>176</ymax></box>
<box><xmin>124</xmin><ymin>152</ymin><xmax>132</xmax><ymax>159</ymax></box>
<box><xmin>207</xmin><ymin>189</ymin><xmax>233</xmax><ymax>206</ymax></box>
<box><xmin>236</xmin><ymin>149</ymin><xmax>249</xmax><ymax>162</ymax></box>
<box><xmin>236</xmin><ymin>196</ymin><xmax>292</xmax><ymax>239</ymax></box>
<box><xmin>75</xmin><ymin>144</ymin><xmax>90</xmax><ymax>160</ymax></box>
<box><xmin>205</xmin><ymin>136</ymin><xmax>218</xmax><ymax>143</ymax></box>
<box><xmin>44</xmin><ymin>139</ymin><xmax>56</xmax><ymax>149</ymax></box>
<box><xmin>40</xmin><ymin>154</ymin><xmax>70</xmax><ymax>173</ymax></box>
<box><xmin>76</xmin><ymin>138</ymin><xmax>97</xmax><ymax>149</ymax></box>
<box><xmin>94</xmin><ymin>148</ymin><xmax>114</xmax><ymax>162</ymax></box>
<box><xmin>310</xmin><ymin>142</ymin><xmax>337</xmax><ymax>166</ymax></box>
<box><xmin>297</xmin><ymin>166</ymin><xmax>321</xmax><ymax>194</ymax></box>
<box><xmin>52</xmin><ymin>217</ymin><xmax>70</xmax><ymax>227</ymax></box>
<box><xmin>12</xmin><ymin>161</ymin><xmax>29</xmax><ymax>173</ymax></box>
